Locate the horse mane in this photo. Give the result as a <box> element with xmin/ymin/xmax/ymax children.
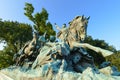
<box><xmin>65</xmin><ymin>16</ymin><xmax>89</xmax><ymax>48</ymax></box>
<box><xmin>69</xmin><ymin>16</ymin><xmax>89</xmax><ymax>29</ymax></box>
<box><xmin>57</xmin><ymin>15</ymin><xmax>89</xmax><ymax>46</ymax></box>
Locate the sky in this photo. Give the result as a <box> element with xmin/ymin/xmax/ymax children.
<box><xmin>0</xmin><ymin>0</ymin><xmax>120</xmax><ymax>50</ymax></box>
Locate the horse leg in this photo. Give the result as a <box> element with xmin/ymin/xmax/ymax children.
<box><xmin>72</xmin><ymin>42</ymin><xmax>113</xmax><ymax>57</ymax></box>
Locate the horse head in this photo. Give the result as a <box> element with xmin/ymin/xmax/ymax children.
<box><xmin>69</xmin><ymin>15</ymin><xmax>90</xmax><ymax>42</ymax></box>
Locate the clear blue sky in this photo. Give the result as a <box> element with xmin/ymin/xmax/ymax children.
<box><xmin>0</xmin><ymin>0</ymin><xmax>120</xmax><ymax>50</ymax></box>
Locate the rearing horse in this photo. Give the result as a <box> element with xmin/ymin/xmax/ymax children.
<box><xmin>58</xmin><ymin>15</ymin><xmax>113</xmax><ymax>57</ymax></box>
<box><xmin>57</xmin><ymin>15</ymin><xmax>89</xmax><ymax>50</ymax></box>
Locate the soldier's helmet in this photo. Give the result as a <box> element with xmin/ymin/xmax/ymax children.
<box><xmin>38</xmin><ymin>36</ymin><xmax>46</xmax><ymax>43</ymax></box>
<box><xmin>62</xmin><ymin>23</ymin><xmax>66</xmax><ymax>28</ymax></box>
<box><xmin>50</xmin><ymin>36</ymin><xmax>56</xmax><ymax>42</ymax></box>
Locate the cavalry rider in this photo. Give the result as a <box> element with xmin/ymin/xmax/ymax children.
<box><xmin>55</xmin><ymin>23</ymin><xmax>69</xmax><ymax>42</ymax></box>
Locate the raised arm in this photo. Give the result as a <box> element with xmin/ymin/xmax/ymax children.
<box><xmin>54</xmin><ymin>23</ymin><xmax>61</xmax><ymax>31</ymax></box>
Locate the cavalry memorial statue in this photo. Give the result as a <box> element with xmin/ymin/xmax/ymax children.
<box><xmin>0</xmin><ymin>15</ymin><xmax>120</xmax><ymax>80</ymax></box>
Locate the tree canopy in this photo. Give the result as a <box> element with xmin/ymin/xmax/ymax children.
<box><xmin>24</xmin><ymin>3</ymin><xmax>55</xmax><ymax>38</ymax></box>
<box><xmin>106</xmin><ymin>51</ymin><xmax>120</xmax><ymax>71</ymax></box>
<box><xmin>0</xmin><ymin>20</ymin><xmax>32</xmax><ymax>52</ymax></box>
<box><xmin>0</xmin><ymin>20</ymin><xmax>32</xmax><ymax>68</ymax></box>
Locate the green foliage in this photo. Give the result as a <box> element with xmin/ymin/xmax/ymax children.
<box><xmin>24</xmin><ymin>3</ymin><xmax>55</xmax><ymax>38</ymax></box>
<box><xmin>0</xmin><ymin>47</ymin><xmax>14</xmax><ymax>69</ymax></box>
<box><xmin>84</xmin><ymin>35</ymin><xmax>117</xmax><ymax>67</ymax></box>
<box><xmin>0</xmin><ymin>20</ymin><xmax>32</xmax><ymax>52</ymax></box>
<box><xmin>24</xmin><ymin>3</ymin><xmax>34</xmax><ymax>22</ymax></box>
<box><xmin>106</xmin><ymin>52</ymin><xmax>120</xmax><ymax>71</ymax></box>
<box><xmin>0</xmin><ymin>20</ymin><xmax>32</xmax><ymax>69</ymax></box>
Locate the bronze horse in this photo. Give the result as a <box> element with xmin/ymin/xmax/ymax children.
<box><xmin>57</xmin><ymin>15</ymin><xmax>113</xmax><ymax>57</ymax></box>
<box><xmin>57</xmin><ymin>15</ymin><xmax>90</xmax><ymax>50</ymax></box>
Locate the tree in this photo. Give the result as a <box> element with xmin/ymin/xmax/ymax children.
<box><xmin>0</xmin><ymin>47</ymin><xmax>14</xmax><ymax>69</ymax></box>
<box><xmin>0</xmin><ymin>20</ymin><xmax>32</xmax><ymax>52</ymax></box>
<box><xmin>0</xmin><ymin>20</ymin><xmax>32</xmax><ymax>69</ymax></box>
<box><xmin>106</xmin><ymin>52</ymin><xmax>120</xmax><ymax>71</ymax></box>
<box><xmin>24</xmin><ymin>3</ymin><xmax>56</xmax><ymax>38</ymax></box>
